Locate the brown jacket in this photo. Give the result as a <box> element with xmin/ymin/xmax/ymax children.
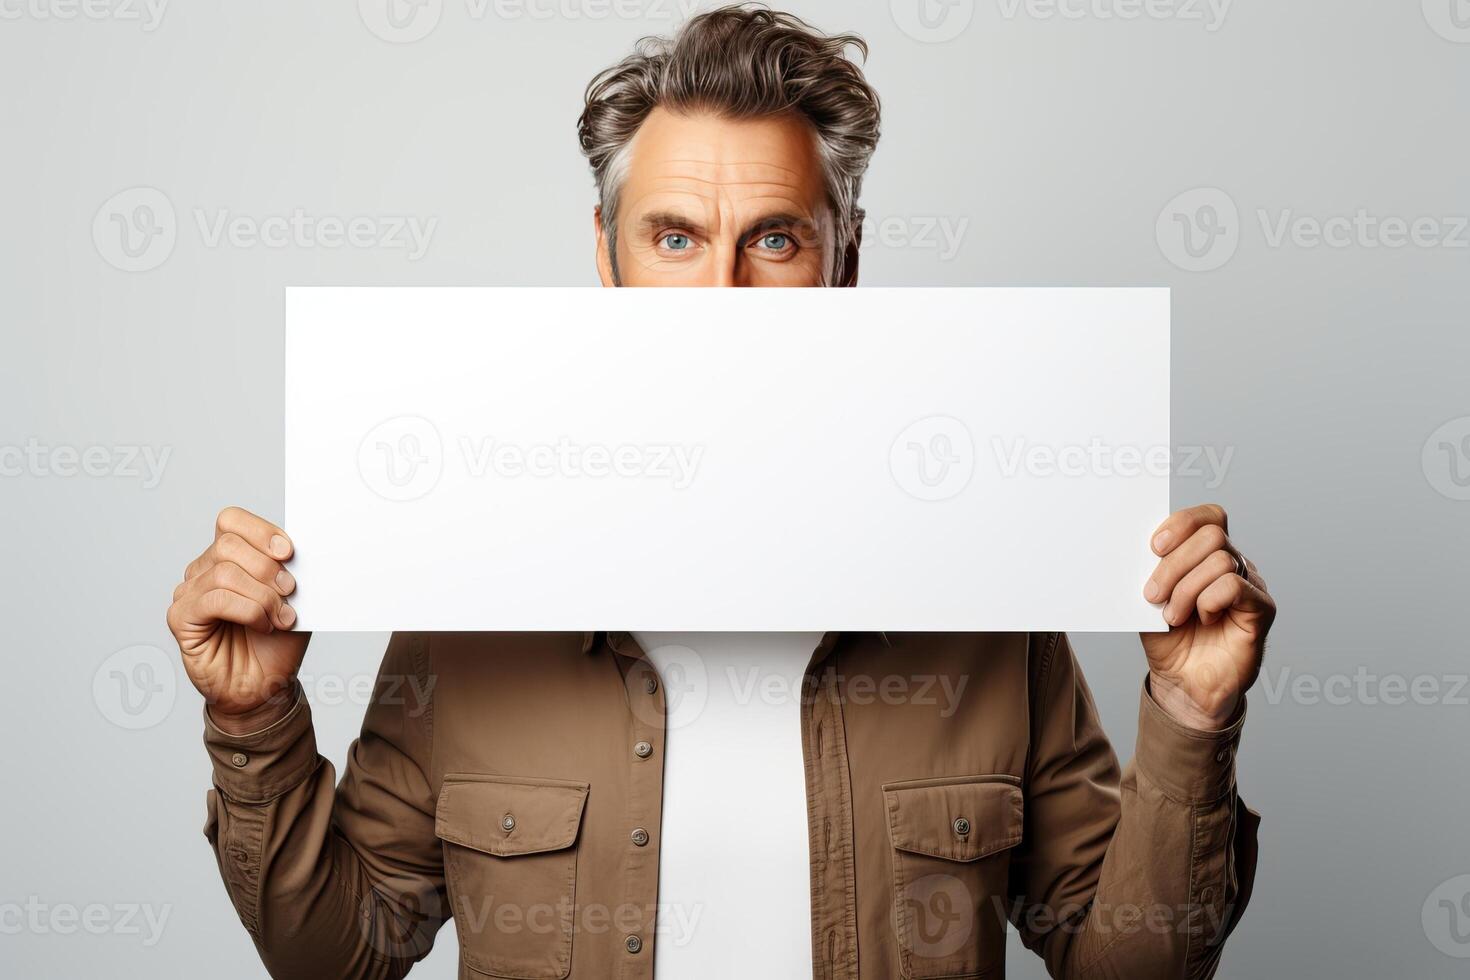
<box><xmin>202</xmin><ymin>631</ymin><xmax>1258</xmax><ymax>980</ymax></box>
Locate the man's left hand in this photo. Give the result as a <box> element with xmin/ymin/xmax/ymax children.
<box><xmin>1141</xmin><ymin>503</ymin><xmax>1276</xmax><ymax>731</ymax></box>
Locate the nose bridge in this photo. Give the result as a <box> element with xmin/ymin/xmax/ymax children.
<box><xmin>705</xmin><ymin>237</ymin><xmax>740</xmax><ymax>287</ymax></box>
<box><xmin>709</xmin><ymin>193</ymin><xmax>741</xmax><ymax>287</ymax></box>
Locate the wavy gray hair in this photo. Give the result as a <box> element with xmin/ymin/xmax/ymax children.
<box><xmin>577</xmin><ymin>4</ymin><xmax>881</xmax><ymax>284</ymax></box>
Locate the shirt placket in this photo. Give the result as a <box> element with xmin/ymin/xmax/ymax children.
<box><xmin>605</xmin><ymin>631</ymin><xmax>666</xmax><ymax>980</ymax></box>
<box><xmin>802</xmin><ymin>631</ymin><xmax>859</xmax><ymax>980</ymax></box>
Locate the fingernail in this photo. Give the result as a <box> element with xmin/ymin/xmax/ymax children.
<box><xmin>1152</xmin><ymin>531</ymin><xmax>1172</xmax><ymax>553</ymax></box>
<box><xmin>270</xmin><ymin>535</ymin><xmax>291</xmax><ymax>559</ymax></box>
<box><xmin>275</xmin><ymin>569</ymin><xmax>296</xmax><ymax>594</ymax></box>
<box><xmin>279</xmin><ymin>603</ymin><xmax>296</xmax><ymax>628</ymax></box>
<box><xmin>1145</xmin><ymin>580</ymin><xmax>1161</xmax><ymax>602</ymax></box>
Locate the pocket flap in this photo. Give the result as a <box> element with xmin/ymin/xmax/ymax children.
<box><xmin>882</xmin><ymin>775</ymin><xmax>1023</xmax><ymax>862</ymax></box>
<box><xmin>436</xmin><ymin>774</ymin><xmax>590</xmax><ymax>857</ymax></box>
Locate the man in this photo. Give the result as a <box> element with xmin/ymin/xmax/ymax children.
<box><xmin>170</xmin><ymin>6</ymin><xmax>1272</xmax><ymax>978</ymax></box>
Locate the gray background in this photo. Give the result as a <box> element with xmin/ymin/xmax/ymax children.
<box><xmin>3</xmin><ymin>0</ymin><xmax>1468</xmax><ymax>977</ymax></box>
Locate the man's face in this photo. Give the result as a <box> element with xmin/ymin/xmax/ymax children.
<box><xmin>595</xmin><ymin>108</ymin><xmax>852</xmax><ymax>287</ymax></box>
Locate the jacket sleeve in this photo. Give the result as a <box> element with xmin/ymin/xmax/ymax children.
<box><xmin>201</xmin><ymin>633</ymin><xmax>446</xmax><ymax>979</ymax></box>
<box><xmin>1007</xmin><ymin>632</ymin><xmax>1260</xmax><ymax>979</ymax></box>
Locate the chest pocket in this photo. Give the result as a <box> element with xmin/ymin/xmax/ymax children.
<box><xmin>883</xmin><ymin>774</ymin><xmax>1024</xmax><ymax>980</ymax></box>
<box><xmin>435</xmin><ymin>774</ymin><xmax>590</xmax><ymax>979</ymax></box>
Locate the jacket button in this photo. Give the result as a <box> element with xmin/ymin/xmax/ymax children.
<box><xmin>625</xmin><ymin>935</ymin><xmax>643</xmax><ymax>954</ymax></box>
<box><xmin>953</xmin><ymin>817</ymin><xmax>971</xmax><ymax>837</ymax></box>
<box><xmin>631</xmin><ymin>827</ymin><xmax>650</xmax><ymax>847</ymax></box>
<box><xmin>230</xmin><ymin>752</ymin><xmax>249</xmax><ymax>768</ymax></box>
<box><xmin>501</xmin><ymin>814</ymin><xmax>516</xmax><ymax>831</ymax></box>
<box><xmin>633</xmin><ymin>740</ymin><xmax>653</xmax><ymax>759</ymax></box>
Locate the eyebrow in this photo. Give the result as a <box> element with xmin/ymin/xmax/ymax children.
<box><xmin>637</xmin><ymin>211</ymin><xmax>709</xmax><ymax>237</ymax></box>
<box><xmin>636</xmin><ymin>210</ymin><xmax>818</xmax><ymax>242</ymax></box>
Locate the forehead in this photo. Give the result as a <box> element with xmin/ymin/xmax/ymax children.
<box><xmin>620</xmin><ymin>107</ymin><xmax>827</xmax><ymax>215</ymax></box>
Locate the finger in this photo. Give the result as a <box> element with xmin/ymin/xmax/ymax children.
<box><xmin>1162</xmin><ymin>550</ymin><xmax>1237</xmax><ymax>626</ymax></box>
<box><xmin>186</xmin><ymin>532</ymin><xmax>294</xmax><ymax>595</ymax></box>
<box><xmin>1145</xmin><ymin>523</ymin><xmax>1232</xmax><ymax>603</ymax></box>
<box><xmin>1151</xmin><ymin>503</ymin><xmax>1228</xmax><ymax>556</ymax></box>
<box><xmin>171</xmin><ymin>588</ymin><xmax>274</xmax><ymax>636</ymax></box>
<box><xmin>215</xmin><ymin>506</ymin><xmax>293</xmax><ymax>561</ymax></box>
<box><xmin>182</xmin><ymin>539</ymin><xmax>218</xmax><ymax>583</ymax></box>
<box><xmin>1197</xmin><ymin>571</ymin><xmax>1274</xmax><ymax>626</ymax></box>
<box><xmin>185</xmin><ymin>561</ymin><xmax>296</xmax><ymax>631</ymax></box>
<box><xmin>1239</xmin><ymin>553</ymin><xmax>1267</xmax><ymax>593</ymax></box>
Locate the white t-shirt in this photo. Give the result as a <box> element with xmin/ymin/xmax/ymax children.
<box><xmin>633</xmin><ymin>632</ymin><xmax>822</xmax><ymax>977</ymax></box>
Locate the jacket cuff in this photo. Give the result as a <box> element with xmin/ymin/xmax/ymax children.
<box><xmin>203</xmin><ymin>687</ymin><xmax>320</xmax><ymax>804</ymax></box>
<box><xmin>1134</xmin><ymin>679</ymin><xmax>1246</xmax><ymax>805</ymax></box>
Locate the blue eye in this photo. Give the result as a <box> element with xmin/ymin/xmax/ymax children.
<box><xmin>661</xmin><ymin>233</ymin><xmax>691</xmax><ymax>251</ymax></box>
<box><xmin>758</xmin><ymin>233</ymin><xmax>791</xmax><ymax>251</ymax></box>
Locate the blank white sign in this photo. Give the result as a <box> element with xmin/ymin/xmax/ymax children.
<box><xmin>285</xmin><ymin>287</ymin><xmax>1169</xmax><ymax>632</ymax></box>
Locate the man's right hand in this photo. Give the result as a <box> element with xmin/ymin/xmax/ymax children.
<box><xmin>167</xmin><ymin>507</ymin><xmax>309</xmax><ymax>735</ymax></box>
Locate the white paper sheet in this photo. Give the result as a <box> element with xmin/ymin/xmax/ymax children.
<box><xmin>285</xmin><ymin>287</ymin><xmax>1169</xmax><ymax>632</ymax></box>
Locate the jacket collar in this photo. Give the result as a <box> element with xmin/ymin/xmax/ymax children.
<box><xmin>581</xmin><ymin>630</ymin><xmax>856</xmax><ymax>655</ymax></box>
